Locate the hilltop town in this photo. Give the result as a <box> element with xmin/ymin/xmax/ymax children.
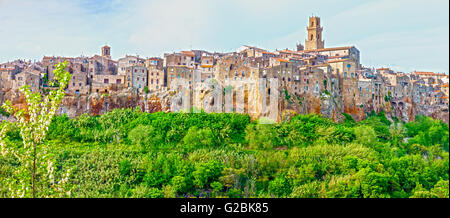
<box><xmin>1</xmin><ymin>17</ymin><xmax>449</xmax><ymax>123</ymax></box>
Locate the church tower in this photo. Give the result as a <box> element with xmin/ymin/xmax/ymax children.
<box><xmin>296</xmin><ymin>42</ymin><xmax>304</xmax><ymax>52</ymax></box>
<box><xmin>102</xmin><ymin>45</ymin><xmax>111</xmax><ymax>59</ymax></box>
<box><xmin>305</xmin><ymin>16</ymin><xmax>324</xmax><ymax>50</ymax></box>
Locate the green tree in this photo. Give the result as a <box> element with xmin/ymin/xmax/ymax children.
<box><xmin>245</xmin><ymin>122</ymin><xmax>277</xmax><ymax>149</ymax></box>
<box><xmin>410</xmin><ymin>180</ymin><xmax>449</xmax><ymax>198</ymax></box>
<box><xmin>0</xmin><ymin>61</ymin><xmax>72</xmax><ymax>198</ymax></box>
<box><xmin>210</xmin><ymin>181</ymin><xmax>223</xmax><ymax>197</ymax></box>
<box><xmin>354</xmin><ymin>125</ymin><xmax>377</xmax><ymax>146</ymax></box>
<box><xmin>192</xmin><ymin>160</ymin><xmax>223</xmax><ymax>189</ymax></box>
<box><xmin>268</xmin><ymin>175</ymin><xmax>291</xmax><ymax>197</ymax></box>
<box><xmin>128</xmin><ymin>125</ymin><xmax>163</xmax><ymax>148</ymax></box>
<box><xmin>389</xmin><ymin>123</ymin><xmax>406</xmax><ymax>147</ymax></box>
<box><xmin>182</xmin><ymin>126</ymin><xmax>214</xmax><ymax>149</ymax></box>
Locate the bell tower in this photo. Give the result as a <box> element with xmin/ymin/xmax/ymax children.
<box><xmin>305</xmin><ymin>16</ymin><xmax>324</xmax><ymax>50</ymax></box>
<box><xmin>102</xmin><ymin>45</ymin><xmax>111</xmax><ymax>59</ymax></box>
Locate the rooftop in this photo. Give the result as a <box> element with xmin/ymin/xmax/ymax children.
<box><xmin>304</xmin><ymin>46</ymin><xmax>354</xmax><ymax>52</ymax></box>
<box><xmin>181</xmin><ymin>51</ymin><xmax>195</xmax><ymax>57</ymax></box>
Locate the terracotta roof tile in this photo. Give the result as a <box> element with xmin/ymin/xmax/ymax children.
<box><xmin>275</xmin><ymin>58</ymin><xmax>289</xmax><ymax>63</ymax></box>
<box><xmin>181</xmin><ymin>51</ymin><xmax>195</xmax><ymax>57</ymax></box>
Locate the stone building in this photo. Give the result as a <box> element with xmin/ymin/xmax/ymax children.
<box><xmin>392</xmin><ymin>75</ymin><xmax>412</xmax><ymax>99</ymax></box>
<box><xmin>264</xmin><ymin>61</ymin><xmax>299</xmax><ymax>94</ymax></box>
<box><xmin>147</xmin><ymin>68</ymin><xmax>164</xmax><ymax>94</ymax></box>
<box><xmin>13</xmin><ymin>69</ymin><xmax>41</xmax><ymax>93</ymax></box>
<box><xmin>0</xmin><ymin>65</ymin><xmax>19</xmax><ymax>91</ymax></box>
<box><xmin>118</xmin><ymin>55</ymin><xmax>146</xmax><ymax>76</ymax></box>
<box><xmin>126</xmin><ymin>65</ymin><xmax>147</xmax><ymax>92</ymax></box>
<box><xmin>412</xmin><ymin>80</ymin><xmax>432</xmax><ymax>105</ymax></box>
<box><xmin>441</xmin><ymin>83</ymin><xmax>449</xmax><ymax>96</ymax></box>
<box><xmin>166</xmin><ymin>66</ymin><xmax>194</xmax><ymax>90</ymax></box>
<box><xmin>101</xmin><ymin>45</ymin><xmax>111</xmax><ymax>59</ymax></box>
<box><xmin>237</xmin><ymin>45</ymin><xmax>266</xmax><ymax>58</ymax></box>
<box><xmin>67</xmin><ymin>70</ymin><xmax>89</xmax><ymax>95</ymax></box>
<box><xmin>305</xmin><ymin>16</ymin><xmax>325</xmax><ymax>51</ymax></box>
<box><xmin>146</xmin><ymin>57</ymin><xmax>163</xmax><ymax>69</ymax></box>
<box><xmin>85</xmin><ymin>45</ymin><xmax>117</xmax><ymax>76</ymax></box>
<box><xmin>295</xmin><ymin>64</ymin><xmax>337</xmax><ymax>98</ymax></box>
<box><xmin>164</xmin><ymin>51</ymin><xmax>195</xmax><ymax>68</ymax></box>
<box><xmin>41</xmin><ymin>56</ymin><xmax>72</xmax><ymax>82</ymax></box>
<box><xmin>277</xmin><ymin>49</ymin><xmax>303</xmax><ymax>60</ymax></box>
<box><xmin>91</xmin><ymin>74</ymin><xmax>125</xmax><ymax>94</ymax></box>
<box><xmin>146</xmin><ymin>57</ymin><xmax>164</xmax><ymax>93</ymax></box>
<box><xmin>327</xmin><ymin>58</ymin><xmax>362</xmax><ymax>116</ymax></box>
<box><xmin>213</xmin><ymin>53</ymin><xmax>262</xmax><ymax>82</ymax></box>
<box><xmin>88</xmin><ymin>55</ymin><xmax>117</xmax><ymax>75</ymax></box>
<box><xmin>146</xmin><ymin>58</ymin><xmax>164</xmax><ymax>94</ymax></box>
<box><xmin>379</xmin><ymin>68</ymin><xmax>397</xmax><ymax>86</ymax></box>
<box><xmin>357</xmin><ymin>74</ymin><xmax>387</xmax><ymax>113</ymax></box>
<box><xmin>200</xmin><ymin>55</ymin><xmax>215</xmax><ymax>82</ymax></box>
<box><xmin>413</xmin><ymin>71</ymin><xmax>448</xmax><ymax>81</ymax></box>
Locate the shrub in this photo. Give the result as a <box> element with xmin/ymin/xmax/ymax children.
<box><xmin>182</xmin><ymin>126</ymin><xmax>214</xmax><ymax>149</ymax></box>
<box><xmin>245</xmin><ymin>123</ymin><xmax>277</xmax><ymax>149</ymax></box>
<box><xmin>0</xmin><ymin>107</ymin><xmax>9</xmax><ymax>117</ymax></box>
<box><xmin>128</xmin><ymin>125</ymin><xmax>163</xmax><ymax>148</ymax></box>
<box><xmin>119</xmin><ymin>159</ymin><xmax>132</xmax><ymax>177</ymax></box>
<box><xmin>268</xmin><ymin>176</ymin><xmax>291</xmax><ymax>197</ymax></box>
<box><xmin>149</xmin><ymin>187</ymin><xmax>163</xmax><ymax>198</ymax></box>
<box><xmin>193</xmin><ymin>160</ymin><xmax>224</xmax><ymax>189</ymax></box>
<box><xmin>354</xmin><ymin>125</ymin><xmax>377</xmax><ymax>146</ymax></box>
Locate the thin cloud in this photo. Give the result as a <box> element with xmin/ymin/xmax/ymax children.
<box><xmin>0</xmin><ymin>0</ymin><xmax>448</xmax><ymax>74</ymax></box>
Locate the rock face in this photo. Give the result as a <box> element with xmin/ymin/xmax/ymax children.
<box><xmin>0</xmin><ymin>87</ymin><xmax>448</xmax><ymax>125</ymax></box>
<box><xmin>280</xmin><ymin>92</ymin><xmax>345</xmax><ymax>122</ymax></box>
<box><xmin>58</xmin><ymin>89</ymin><xmax>172</xmax><ymax>118</ymax></box>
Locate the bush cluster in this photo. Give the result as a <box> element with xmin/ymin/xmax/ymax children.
<box><xmin>1</xmin><ymin>109</ymin><xmax>448</xmax><ymax>198</ymax></box>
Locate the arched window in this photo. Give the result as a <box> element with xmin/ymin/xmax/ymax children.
<box><xmin>310</xmin><ymin>34</ymin><xmax>314</xmax><ymax>40</ymax></box>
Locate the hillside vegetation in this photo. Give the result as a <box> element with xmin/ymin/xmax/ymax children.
<box><xmin>0</xmin><ymin>109</ymin><xmax>448</xmax><ymax>198</ymax></box>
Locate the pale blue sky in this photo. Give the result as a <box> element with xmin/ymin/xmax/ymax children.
<box><xmin>0</xmin><ymin>0</ymin><xmax>448</xmax><ymax>73</ymax></box>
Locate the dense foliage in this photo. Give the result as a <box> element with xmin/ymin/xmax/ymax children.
<box><xmin>1</xmin><ymin>61</ymin><xmax>72</xmax><ymax>198</ymax></box>
<box><xmin>0</xmin><ymin>109</ymin><xmax>448</xmax><ymax>198</ymax></box>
